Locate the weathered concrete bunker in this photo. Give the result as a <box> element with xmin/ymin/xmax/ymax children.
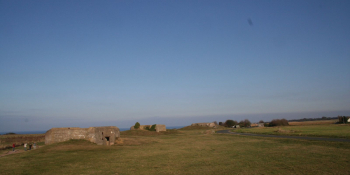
<box><xmin>130</xmin><ymin>124</ymin><xmax>166</xmax><ymax>132</ymax></box>
<box><xmin>45</xmin><ymin>126</ymin><xmax>120</xmax><ymax>146</ymax></box>
<box><xmin>191</xmin><ymin>122</ymin><xmax>216</xmax><ymax>128</ymax></box>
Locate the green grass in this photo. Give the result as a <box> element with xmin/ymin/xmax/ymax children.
<box><xmin>179</xmin><ymin>125</ymin><xmax>226</xmax><ymax>130</ymax></box>
<box><xmin>0</xmin><ymin>129</ymin><xmax>350</xmax><ymax>174</ymax></box>
<box><xmin>0</xmin><ymin>134</ymin><xmax>45</xmax><ymax>149</ymax></box>
<box><xmin>233</xmin><ymin>124</ymin><xmax>350</xmax><ymax>138</ymax></box>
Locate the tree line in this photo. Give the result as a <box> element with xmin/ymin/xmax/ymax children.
<box><xmin>218</xmin><ymin>118</ymin><xmax>290</xmax><ymax>127</ymax></box>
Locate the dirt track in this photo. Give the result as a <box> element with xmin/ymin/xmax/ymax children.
<box><xmin>0</xmin><ymin>149</ymin><xmax>24</xmax><ymax>157</ymax></box>
<box><xmin>216</xmin><ymin>130</ymin><xmax>350</xmax><ymax>142</ymax></box>
<box><xmin>0</xmin><ymin>146</ymin><xmax>43</xmax><ymax>158</ymax></box>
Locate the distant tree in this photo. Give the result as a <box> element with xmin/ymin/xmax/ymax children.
<box><xmin>219</xmin><ymin>122</ymin><xmax>223</xmax><ymax>126</ymax></box>
<box><xmin>259</xmin><ymin>120</ymin><xmax>264</xmax><ymax>123</ymax></box>
<box><xmin>134</xmin><ymin>122</ymin><xmax>140</xmax><ymax>129</ymax></box>
<box><xmin>239</xmin><ymin>119</ymin><xmax>251</xmax><ymax>127</ymax></box>
<box><xmin>225</xmin><ymin>120</ymin><xmax>237</xmax><ymax>127</ymax></box>
<box><xmin>213</xmin><ymin>121</ymin><xmax>218</xmax><ymax>125</ymax></box>
<box><xmin>5</xmin><ymin>132</ymin><xmax>16</xmax><ymax>135</ymax></box>
<box><xmin>338</xmin><ymin>116</ymin><xmax>350</xmax><ymax>124</ymax></box>
<box><xmin>268</xmin><ymin>119</ymin><xmax>289</xmax><ymax>127</ymax></box>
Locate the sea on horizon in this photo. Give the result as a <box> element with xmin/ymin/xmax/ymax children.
<box><xmin>0</xmin><ymin>126</ymin><xmax>186</xmax><ymax>135</ymax></box>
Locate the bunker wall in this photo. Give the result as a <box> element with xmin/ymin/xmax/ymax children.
<box><xmin>45</xmin><ymin>126</ymin><xmax>120</xmax><ymax>146</ymax></box>
<box><xmin>45</xmin><ymin>128</ymin><xmax>88</xmax><ymax>145</ymax></box>
<box><xmin>155</xmin><ymin>124</ymin><xmax>166</xmax><ymax>132</ymax></box>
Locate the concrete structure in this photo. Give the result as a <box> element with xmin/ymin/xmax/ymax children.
<box><xmin>45</xmin><ymin>126</ymin><xmax>120</xmax><ymax>146</ymax></box>
<box><xmin>155</xmin><ymin>124</ymin><xmax>166</xmax><ymax>132</ymax></box>
<box><xmin>130</xmin><ymin>124</ymin><xmax>166</xmax><ymax>132</ymax></box>
<box><xmin>191</xmin><ymin>122</ymin><xmax>216</xmax><ymax>127</ymax></box>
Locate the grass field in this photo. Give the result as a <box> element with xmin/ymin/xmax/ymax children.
<box><xmin>0</xmin><ymin>128</ymin><xmax>350</xmax><ymax>175</ymax></box>
<box><xmin>0</xmin><ymin>134</ymin><xmax>45</xmax><ymax>150</ymax></box>
<box><xmin>234</xmin><ymin>122</ymin><xmax>350</xmax><ymax>139</ymax></box>
<box><xmin>289</xmin><ymin>119</ymin><xmax>338</xmax><ymax>126</ymax></box>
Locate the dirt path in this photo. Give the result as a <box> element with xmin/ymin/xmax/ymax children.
<box><xmin>216</xmin><ymin>130</ymin><xmax>350</xmax><ymax>142</ymax></box>
<box><xmin>0</xmin><ymin>146</ymin><xmax>44</xmax><ymax>158</ymax></box>
<box><xmin>0</xmin><ymin>149</ymin><xmax>25</xmax><ymax>157</ymax></box>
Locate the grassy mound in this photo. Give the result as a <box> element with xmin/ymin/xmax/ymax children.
<box><xmin>179</xmin><ymin>125</ymin><xmax>227</xmax><ymax>130</ymax></box>
<box><xmin>120</xmin><ymin>129</ymin><xmax>179</xmax><ymax>136</ymax></box>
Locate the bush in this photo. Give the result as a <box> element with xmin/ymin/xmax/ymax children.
<box><xmin>225</xmin><ymin>120</ymin><xmax>237</xmax><ymax>127</ymax></box>
<box><xmin>219</xmin><ymin>122</ymin><xmax>223</xmax><ymax>126</ymax></box>
<box><xmin>134</xmin><ymin>122</ymin><xmax>140</xmax><ymax>129</ymax></box>
<box><xmin>145</xmin><ymin>124</ymin><xmax>156</xmax><ymax>131</ymax></box>
<box><xmin>338</xmin><ymin>116</ymin><xmax>349</xmax><ymax>123</ymax></box>
<box><xmin>259</xmin><ymin>120</ymin><xmax>264</xmax><ymax>123</ymax></box>
<box><xmin>268</xmin><ymin>119</ymin><xmax>289</xmax><ymax>127</ymax></box>
<box><xmin>150</xmin><ymin>124</ymin><xmax>156</xmax><ymax>131</ymax></box>
<box><xmin>238</xmin><ymin>119</ymin><xmax>251</xmax><ymax>127</ymax></box>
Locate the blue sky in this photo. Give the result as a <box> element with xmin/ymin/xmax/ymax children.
<box><xmin>1</xmin><ymin>0</ymin><xmax>349</xmax><ymax>132</ymax></box>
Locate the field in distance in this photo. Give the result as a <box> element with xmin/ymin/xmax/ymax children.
<box><xmin>289</xmin><ymin>119</ymin><xmax>338</xmax><ymax>126</ymax></box>
<box><xmin>0</xmin><ymin>126</ymin><xmax>350</xmax><ymax>175</ymax></box>
<box><xmin>234</xmin><ymin>120</ymin><xmax>350</xmax><ymax>139</ymax></box>
<box><xmin>0</xmin><ymin>134</ymin><xmax>45</xmax><ymax>151</ymax></box>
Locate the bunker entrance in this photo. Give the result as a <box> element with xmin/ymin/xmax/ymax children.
<box><xmin>105</xmin><ymin>137</ymin><xmax>110</xmax><ymax>146</ymax></box>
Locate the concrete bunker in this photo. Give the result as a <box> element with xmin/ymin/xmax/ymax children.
<box><xmin>191</xmin><ymin>122</ymin><xmax>216</xmax><ymax>128</ymax></box>
<box><xmin>45</xmin><ymin>126</ymin><xmax>120</xmax><ymax>146</ymax></box>
<box><xmin>130</xmin><ymin>124</ymin><xmax>166</xmax><ymax>132</ymax></box>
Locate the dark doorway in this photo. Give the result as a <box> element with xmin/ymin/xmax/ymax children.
<box><xmin>105</xmin><ymin>137</ymin><xmax>110</xmax><ymax>146</ymax></box>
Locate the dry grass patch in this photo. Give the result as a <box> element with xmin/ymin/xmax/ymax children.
<box><xmin>0</xmin><ymin>134</ymin><xmax>45</xmax><ymax>149</ymax></box>
<box><xmin>234</xmin><ymin>124</ymin><xmax>350</xmax><ymax>138</ymax></box>
<box><xmin>289</xmin><ymin>120</ymin><xmax>337</xmax><ymax>126</ymax></box>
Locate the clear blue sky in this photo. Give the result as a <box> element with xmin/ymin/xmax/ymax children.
<box><xmin>1</xmin><ymin>0</ymin><xmax>349</xmax><ymax>132</ymax></box>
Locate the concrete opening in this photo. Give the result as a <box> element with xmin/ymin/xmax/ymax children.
<box><xmin>105</xmin><ymin>137</ymin><xmax>110</xmax><ymax>145</ymax></box>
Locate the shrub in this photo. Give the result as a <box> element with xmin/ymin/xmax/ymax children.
<box><xmin>134</xmin><ymin>122</ymin><xmax>140</xmax><ymax>129</ymax></box>
<box><xmin>225</xmin><ymin>120</ymin><xmax>237</xmax><ymax>127</ymax></box>
<box><xmin>338</xmin><ymin>116</ymin><xmax>349</xmax><ymax>123</ymax></box>
<box><xmin>239</xmin><ymin>119</ymin><xmax>251</xmax><ymax>127</ymax></box>
<box><xmin>268</xmin><ymin>119</ymin><xmax>289</xmax><ymax>127</ymax></box>
<box><xmin>150</xmin><ymin>124</ymin><xmax>156</xmax><ymax>131</ymax></box>
<box><xmin>259</xmin><ymin>120</ymin><xmax>264</xmax><ymax>123</ymax></box>
<box><xmin>219</xmin><ymin>122</ymin><xmax>223</xmax><ymax>126</ymax></box>
<box><xmin>145</xmin><ymin>124</ymin><xmax>156</xmax><ymax>131</ymax></box>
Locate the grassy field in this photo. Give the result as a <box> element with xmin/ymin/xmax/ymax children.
<box><xmin>0</xmin><ymin>128</ymin><xmax>350</xmax><ymax>175</ymax></box>
<box><xmin>289</xmin><ymin>119</ymin><xmax>338</xmax><ymax>126</ymax></box>
<box><xmin>0</xmin><ymin>134</ymin><xmax>45</xmax><ymax>150</ymax></box>
<box><xmin>234</xmin><ymin>122</ymin><xmax>350</xmax><ymax>139</ymax></box>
